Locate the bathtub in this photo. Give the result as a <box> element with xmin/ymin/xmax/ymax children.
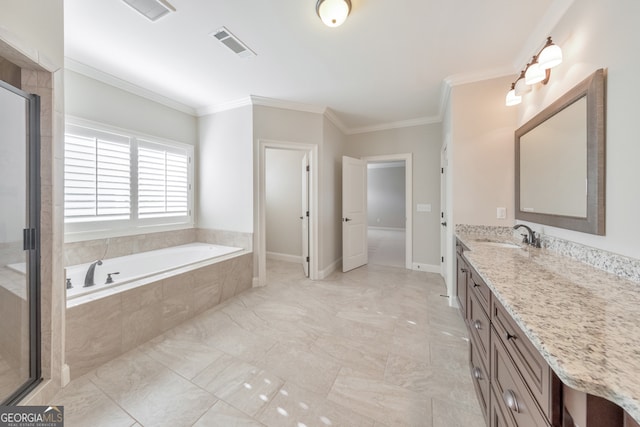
<box><xmin>65</xmin><ymin>242</ymin><xmax>243</xmax><ymax>303</ymax></box>
<box><xmin>65</xmin><ymin>242</ymin><xmax>254</xmax><ymax>378</ymax></box>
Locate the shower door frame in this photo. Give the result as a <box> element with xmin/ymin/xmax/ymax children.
<box><xmin>0</xmin><ymin>79</ymin><xmax>42</xmax><ymax>405</ymax></box>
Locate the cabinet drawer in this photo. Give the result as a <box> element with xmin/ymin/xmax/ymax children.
<box><xmin>470</xmin><ymin>339</ymin><xmax>490</xmax><ymax>422</ymax></box>
<box><xmin>456</xmin><ymin>253</ymin><xmax>468</xmax><ymax>317</ymax></box>
<box><xmin>491</xmin><ymin>298</ymin><xmax>560</xmax><ymax>424</ymax></box>
<box><xmin>469</xmin><ymin>267</ymin><xmax>491</xmax><ymax>314</ymax></box>
<box><xmin>468</xmin><ymin>288</ymin><xmax>491</xmax><ymax>369</ymax></box>
<box><xmin>491</xmin><ymin>328</ymin><xmax>550</xmax><ymax>427</ymax></box>
<box><xmin>490</xmin><ymin>388</ymin><xmax>514</xmax><ymax>427</ymax></box>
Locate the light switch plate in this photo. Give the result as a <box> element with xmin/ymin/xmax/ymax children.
<box><xmin>496</xmin><ymin>207</ymin><xmax>507</xmax><ymax>219</ymax></box>
<box><xmin>417</xmin><ymin>203</ymin><xmax>431</xmax><ymax>212</ymax></box>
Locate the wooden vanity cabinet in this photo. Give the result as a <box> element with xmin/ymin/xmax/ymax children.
<box><xmin>456</xmin><ymin>241</ymin><xmax>469</xmax><ymax>317</ymax></box>
<box><xmin>625</xmin><ymin>412</ymin><xmax>640</xmax><ymax>427</ymax></box>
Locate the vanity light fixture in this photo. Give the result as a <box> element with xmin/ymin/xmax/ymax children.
<box><xmin>505</xmin><ymin>37</ymin><xmax>563</xmax><ymax>106</ymax></box>
<box><xmin>316</xmin><ymin>0</ymin><xmax>352</xmax><ymax>27</ymax></box>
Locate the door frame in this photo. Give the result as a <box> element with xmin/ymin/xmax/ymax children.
<box><xmin>257</xmin><ymin>139</ymin><xmax>318</xmax><ymax>286</ymax></box>
<box><xmin>362</xmin><ymin>153</ymin><xmax>413</xmax><ymax>270</ymax></box>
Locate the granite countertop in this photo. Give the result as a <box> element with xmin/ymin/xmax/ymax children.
<box><xmin>456</xmin><ymin>231</ymin><xmax>640</xmax><ymax>424</ymax></box>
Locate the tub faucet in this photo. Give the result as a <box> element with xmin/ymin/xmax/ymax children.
<box><xmin>84</xmin><ymin>260</ymin><xmax>103</xmax><ymax>287</ymax></box>
<box><xmin>513</xmin><ymin>224</ymin><xmax>541</xmax><ymax>248</ymax></box>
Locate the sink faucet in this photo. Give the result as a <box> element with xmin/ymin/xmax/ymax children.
<box><xmin>84</xmin><ymin>260</ymin><xmax>103</xmax><ymax>287</ymax></box>
<box><xmin>513</xmin><ymin>224</ymin><xmax>541</xmax><ymax>248</ymax></box>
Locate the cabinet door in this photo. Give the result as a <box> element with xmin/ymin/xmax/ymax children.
<box><xmin>625</xmin><ymin>412</ymin><xmax>640</xmax><ymax>427</ymax></box>
<box><xmin>456</xmin><ymin>252</ymin><xmax>468</xmax><ymax>317</ymax></box>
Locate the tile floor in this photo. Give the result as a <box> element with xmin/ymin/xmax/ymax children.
<box><xmin>53</xmin><ymin>260</ymin><xmax>484</xmax><ymax>427</ymax></box>
<box><xmin>367</xmin><ymin>229</ymin><xmax>406</xmax><ymax>268</ymax></box>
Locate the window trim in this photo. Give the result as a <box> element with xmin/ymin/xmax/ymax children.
<box><xmin>64</xmin><ymin>117</ymin><xmax>195</xmax><ymax>242</ymax></box>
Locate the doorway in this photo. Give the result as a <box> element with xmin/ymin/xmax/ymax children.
<box><xmin>367</xmin><ymin>161</ymin><xmax>406</xmax><ymax>268</ymax></box>
<box><xmin>0</xmin><ymin>80</ymin><xmax>41</xmax><ymax>404</ymax></box>
<box><xmin>361</xmin><ymin>154</ymin><xmax>413</xmax><ymax>270</ymax></box>
<box><xmin>264</xmin><ymin>148</ymin><xmax>308</xmax><ymax>276</ymax></box>
<box><xmin>257</xmin><ymin>140</ymin><xmax>318</xmax><ymax>286</ymax></box>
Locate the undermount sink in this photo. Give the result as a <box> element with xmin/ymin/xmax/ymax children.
<box><xmin>472</xmin><ymin>239</ymin><xmax>521</xmax><ymax>249</ymax></box>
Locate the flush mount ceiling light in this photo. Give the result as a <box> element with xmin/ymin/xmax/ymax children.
<box><xmin>506</xmin><ymin>37</ymin><xmax>563</xmax><ymax>106</ymax></box>
<box><xmin>316</xmin><ymin>0</ymin><xmax>352</xmax><ymax>27</ymax></box>
<box><xmin>122</xmin><ymin>0</ymin><xmax>175</xmax><ymax>22</ymax></box>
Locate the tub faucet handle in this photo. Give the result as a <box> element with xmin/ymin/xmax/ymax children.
<box><xmin>106</xmin><ymin>272</ymin><xmax>120</xmax><ymax>284</ymax></box>
<box><xmin>66</xmin><ymin>278</ymin><xmax>73</xmax><ymax>289</ymax></box>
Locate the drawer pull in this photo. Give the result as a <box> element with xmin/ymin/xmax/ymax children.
<box><xmin>472</xmin><ymin>367</ymin><xmax>482</xmax><ymax>380</ymax></box>
<box><xmin>502</xmin><ymin>389</ymin><xmax>520</xmax><ymax>413</ymax></box>
<box><xmin>473</xmin><ymin>320</ymin><xmax>482</xmax><ymax>330</ymax></box>
<box><xmin>473</xmin><ymin>282</ymin><xmax>480</xmax><ymax>288</ymax></box>
<box><xmin>461</xmin><ymin>268</ymin><xmax>468</xmax><ymax>273</ymax></box>
<box><xmin>505</xmin><ymin>332</ymin><xmax>517</xmax><ymax>341</ymax></box>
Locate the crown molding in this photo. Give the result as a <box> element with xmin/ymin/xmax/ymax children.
<box><xmin>323</xmin><ymin>108</ymin><xmax>349</xmax><ymax>134</ymax></box>
<box><xmin>65</xmin><ymin>57</ymin><xmax>197</xmax><ymax>115</ymax></box>
<box><xmin>347</xmin><ymin>115</ymin><xmax>441</xmax><ymax>135</ymax></box>
<box><xmin>249</xmin><ymin>95</ymin><xmax>326</xmax><ymax>114</ymax></box>
<box><xmin>196</xmin><ymin>97</ymin><xmax>252</xmax><ymax>116</ymax></box>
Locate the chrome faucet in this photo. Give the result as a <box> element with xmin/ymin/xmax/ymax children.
<box><xmin>513</xmin><ymin>224</ymin><xmax>541</xmax><ymax>248</ymax></box>
<box><xmin>84</xmin><ymin>260</ymin><xmax>103</xmax><ymax>287</ymax></box>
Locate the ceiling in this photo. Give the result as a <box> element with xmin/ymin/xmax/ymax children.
<box><xmin>64</xmin><ymin>0</ymin><xmax>567</xmax><ymax>133</ymax></box>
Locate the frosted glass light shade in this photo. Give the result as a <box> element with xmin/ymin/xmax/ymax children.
<box><xmin>525</xmin><ymin>62</ymin><xmax>545</xmax><ymax>85</ymax></box>
<box><xmin>538</xmin><ymin>44</ymin><xmax>563</xmax><ymax>69</ymax></box>
<box><xmin>514</xmin><ymin>78</ymin><xmax>531</xmax><ymax>96</ymax></box>
<box><xmin>505</xmin><ymin>89</ymin><xmax>522</xmax><ymax>106</ymax></box>
<box><xmin>316</xmin><ymin>0</ymin><xmax>351</xmax><ymax>27</ymax></box>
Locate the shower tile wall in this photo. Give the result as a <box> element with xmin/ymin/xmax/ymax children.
<box><xmin>64</xmin><ymin>228</ymin><xmax>253</xmax><ymax>266</ymax></box>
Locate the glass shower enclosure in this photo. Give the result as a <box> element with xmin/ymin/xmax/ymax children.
<box><xmin>0</xmin><ymin>79</ymin><xmax>41</xmax><ymax>404</ymax></box>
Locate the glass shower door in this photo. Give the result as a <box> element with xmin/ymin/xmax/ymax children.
<box><xmin>0</xmin><ymin>80</ymin><xmax>40</xmax><ymax>404</ymax></box>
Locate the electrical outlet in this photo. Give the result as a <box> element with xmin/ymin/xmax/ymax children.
<box><xmin>497</xmin><ymin>207</ymin><xmax>507</xmax><ymax>219</ymax></box>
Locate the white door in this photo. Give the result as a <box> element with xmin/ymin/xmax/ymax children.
<box><xmin>301</xmin><ymin>153</ymin><xmax>310</xmax><ymax>277</ymax></box>
<box><xmin>440</xmin><ymin>145</ymin><xmax>448</xmax><ymax>277</ymax></box>
<box><xmin>342</xmin><ymin>156</ymin><xmax>368</xmax><ymax>272</ymax></box>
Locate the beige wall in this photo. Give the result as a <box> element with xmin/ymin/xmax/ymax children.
<box><xmin>513</xmin><ymin>0</ymin><xmax>640</xmax><ymax>259</ymax></box>
<box><xmin>451</xmin><ymin>76</ymin><xmax>518</xmax><ymax>227</ymax></box>
<box><xmin>321</xmin><ymin>117</ymin><xmax>345</xmax><ymax>273</ymax></box>
<box><xmin>64</xmin><ymin>70</ymin><xmax>198</xmax><ymax>145</ymax></box>
<box><xmin>345</xmin><ymin>123</ymin><xmax>442</xmax><ymax>267</ymax></box>
<box><xmin>197</xmin><ymin>105</ymin><xmax>254</xmax><ymax>233</ymax></box>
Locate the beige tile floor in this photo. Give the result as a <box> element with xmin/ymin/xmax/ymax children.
<box><xmin>367</xmin><ymin>229</ymin><xmax>406</xmax><ymax>268</ymax></box>
<box><xmin>53</xmin><ymin>260</ymin><xmax>484</xmax><ymax>427</ymax></box>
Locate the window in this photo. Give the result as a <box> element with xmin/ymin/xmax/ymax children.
<box><xmin>64</xmin><ymin>120</ymin><xmax>193</xmax><ymax>239</ymax></box>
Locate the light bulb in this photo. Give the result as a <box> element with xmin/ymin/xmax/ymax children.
<box><xmin>316</xmin><ymin>0</ymin><xmax>351</xmax><ymax>27</ymax></box>
<box><xmin>525</xmin><ymin>62</ymin><xmax>545</xmax><ymax>85</ymax></box>
<box><xmin>505</xmin><ymin>89</ymin><xmax>522</xmax><ymax>107</ymax></box>
<box><xmin>538</xmin><ymin>43</ymin><xmax>563</xmax><ymax>69</ymax></box>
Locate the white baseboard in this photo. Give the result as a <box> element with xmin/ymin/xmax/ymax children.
<box><xmin>411</xmin><ymin>263</ymin><xmax>441</xmax><ymax>274</ymax></box>
<box><xmin>319</xmin><ymin>258</ymin><xmax>341</xmax><ymax>279</ymax></box>
<box><xmin>266</xmin><ymin>251</ymin><xmax>303</xmax><ymax>263</ymax></box>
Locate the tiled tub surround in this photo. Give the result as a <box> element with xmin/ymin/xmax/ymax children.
<box><xmin>456</xmin><ymin>230</ymin><xmax>640</xmax><ymax>424</ymax></box>
<box><xmin>66</xmin><ymin>251</ymin><xmax>253</xmax><ymax>379</ymax></box>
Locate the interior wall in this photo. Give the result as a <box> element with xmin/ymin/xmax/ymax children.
<box><xmin>367</xmin><ymin>165</ymin><xmax>406</xmax><ymax>228</ymax></box>
<box><xmin>320</xmin><ymin>117</ymin><xmax>345</xmax><ymax>274</ymax></box>
<box><xmin>64</xmin><ymin>70</ymin><xmax>198</xmax><ymax>145</ymax></box>
<box><xmin>345</xmin><ymin>123</ymin><xmax>442</xmax><ymax>267</ymax></box>
<box><xmin>198</xmin><ymin>105</ymin><xmax>253</xmax><ymax>233</ymax></box>
<box><xmin>513</xmin><ymin>0</ymin><xmax>640</xmax><ymax>259</ymax></box>
<box><xmin>451</xmin><ymin>76</ymin><xmax>518</xmax><ymax>227</ymax></box>
<box><xmin>265</xmin><ymin>149</ymin><xmax>304</xmax><ymax>259</ymax></box>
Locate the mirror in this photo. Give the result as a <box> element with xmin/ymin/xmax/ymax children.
<box><xmin>515</xmin><ymin>69</ymin><xmax>605</xmax><ymax>235</ymax></box>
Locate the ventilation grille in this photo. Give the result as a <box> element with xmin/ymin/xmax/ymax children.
<box><xmin>122</xmin><ymin>0</ymin><xmax>175</xmax><ymax>22</ymax></box>
<box><xmin>210</xmin><ymin>27</ymin><xmax>256</xmax><ymax>58</ymax></box>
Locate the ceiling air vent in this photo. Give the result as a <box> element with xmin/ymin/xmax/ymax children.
<box><xmin>210</xmin><ymin>27</ymin><xmax>256</xmax><ymax>58</ymax></box>
<box><xmin>122</xmin><ymin>0</ymin><xmax>175</xmax><ymax>22</ymax></box>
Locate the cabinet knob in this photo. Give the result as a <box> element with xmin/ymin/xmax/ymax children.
<box><xmin>502</xmin><ymin>389</ymin><xmax>520</xmax><ymax>413</ymax></box>
<box><xmin>473</xmin><ymin>320</ymin><xmax>482</xmax><ymax>330</ymax></box>
<box><xmin>472</xmin><ymin>367</ymin><xmax>482</xmax><ymax>380</ymax></box>
<box><xmin>473</xmin><ymin>282</ymin><xmax>480</xmax><ymax>288</ymax></box>
<box><xmin>461</xmin><ymin>268</ymin><xmax>468</xmax><ymax>273</ymax></box>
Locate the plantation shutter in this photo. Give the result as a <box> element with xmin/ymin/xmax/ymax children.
<box><xmin>138</xmin><ymin>140</ymin><xmax>190</xmax><ymax>218</ymax></box>
<box><xmin>64</xmin><ymin>125</ymin><xmax>131</xmax><ymax>222</ymax></box>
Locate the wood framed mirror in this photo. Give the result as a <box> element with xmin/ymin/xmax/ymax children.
<box><xmin>515</xmin><ymin>68</ymin><xmax>606</xmax><ymax>235</ymax></box>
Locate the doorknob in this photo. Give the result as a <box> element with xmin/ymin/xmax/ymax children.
<box><xmin>441</xmin><ymin>221</ymin><xmax>447</xmax><ymax>226</ymax></box>
<box><xmin>343</xmin><ymin>218</ymin><xmax>352</xmax><ymax>222</ymax></box>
